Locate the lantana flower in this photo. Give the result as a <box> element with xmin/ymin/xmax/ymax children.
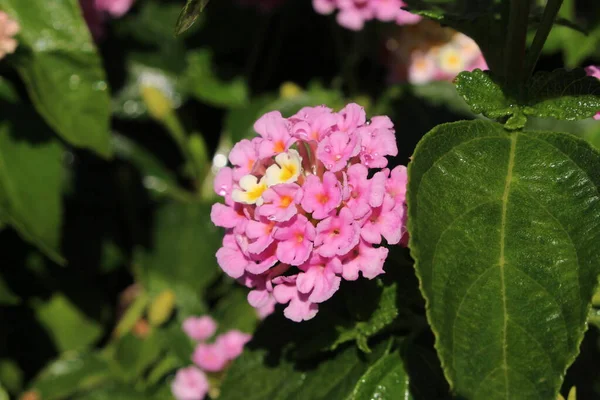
<box><xmin>211</xmin><ymin>103</ymin><xmax>408</xmax><ymax>322</ymax></box>
<box><xmin>313</xmin><ymin>0</ymin><xmax>420</xmax><ymax>31</ymax></box>
<box><xmin>385</xmin><ymin>19</ymin><xmax>487</xmax><ymax>84</ymax></box>
<box><xmin>0</xmin><ymin>11</ymin><xmax>20</xmax><ymax>60</ymax></box>
<box><xmin>585</xmin><ymin>66</ymin><xmax>600</xmax><ymax>120</ymax></box>
<box><xmin>173</xmin><ymin>316</ymin><xmax>252</xmax><ymax>400</ymax></box>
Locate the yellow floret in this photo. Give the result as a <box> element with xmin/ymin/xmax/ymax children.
<box><xmin>265</xmin><ymin>149</ymin><xmax>302</xmax><ymax>187</ymax></box>
<box><xmin>232</xmin><ymin>175</ymin><xmax>268</xmax><ymax>205</ymax></box>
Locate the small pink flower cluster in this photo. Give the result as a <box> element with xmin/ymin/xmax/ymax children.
<box><xmin>0</xmin><ymin>11</ymin><xmax>20</xmax><ymax>60</ymax></box>
<box><xmin>171</xmin><ymin>316</ymin><xmax>251</xmax><ymax>400</ymax></box>
<box><xmin>313</xmin><ymin>0</ymin><xmax>420</xmax><ymax>31</ymax></box>
<box><xmin>80</xmin><ymin>0</ymin><xmax>135</xmax><ymax>40</ymax></box>
<box><xmin>211</xmin><ymin>103</ymin><xmax>407</xmax><ymax>323</ymax></box>
<box><xmin>385</xmin><ymin>20</ymin><xmax>487</xmax><ymax>84</ymax></box>
<box><xmin>585</xmin><ymin>66</ymin><xmax>600</xmax><ymax>120</ymax></box>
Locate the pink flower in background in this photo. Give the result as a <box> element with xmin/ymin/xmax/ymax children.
<box><xmin>0</xmin><ymin>11</ymin><xmax>20</xmax><ymax>60</ymax></box>
<box><xmin>192</xmin><ymin>343</ymin><xmax>228</xmax><ymax>372</ymax></box>
<box><xmin>313</xmin><ymin>0</ymin><xmax>420</xmax><ymax>31</ymax></box>
<box><xmin>182</xmin><ymin>316</ymin><xmax>217</xmax><ymax>342</ymax></box>
<box><xmin>79</xmin><ymin>0</ymin><xmax>135</xmax><ymax>40</ymax></box>
<box><xmin>171</xmin><ymin>366</ymin><xmax>209</xmax><ymax>400</ymax></box>
<box><xmin>216</xmin><ymin>330</ymin><xmax>252</xmax><ymax>359</ymax></box>
<box><xmin>173</xmin><ymin>316</ymin><xmax>252</xmax><ymax>400</ymax></box>
<box><xmin>385</xmin><ymin>19</ymin><xmax>487</xmax><ymax>84</ymax></box>
<box><xmin>585</xmin><ymin>66</ymin><xmax>600</xmax><ymax>120</ymax></box>
<box><xmin>211</xmin><ymin>103</ymin><xmax>408</xmax><ymax>322</ymax></box>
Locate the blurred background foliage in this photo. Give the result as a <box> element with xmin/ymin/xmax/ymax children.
<box><xmin>0</xmin><ymin>0</ymin><xmax>599</xmax><ymax>399</ymax></box>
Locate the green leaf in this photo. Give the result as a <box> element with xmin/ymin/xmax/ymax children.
<box><xmin>333</xmin><ymin>279</ymin><xmax>399</xmax><ymax>353</ymax></box>
<box><xmin>175</xmin><ymin>0</ymin><xmax>209</xmax><ymax>35</ymax></box>
<box><xmin>30</xmin><ymin>352</ymin><xmax>112</xmax><ymax>400</ymax></box>
<box><xmin>456</xmin><ymin>69</ymin><xmax>600</xmax><ymax>128</ymax></box>
<box><xmin>408</xmin><ymin>120</ymin><xmax>600</xmax><ymax>399</ymax></box>
<box><xmin>183</xmin><ymin>49</ymin><xmax>249</xmax><ymax>108</ymax></box>
<box><xmin>34</xmin><ymin>293</ymin><xmax>104</xmax><ymax>352</ymax></box>
<box><xmin>525</xmin><ymin>68</ymin><xmax>600</xmax><ymax>121</ymax></box>
<box><xmin>0</xmin><ymin>385</ymin><xmax>7</xmax><ymax>400</ymax></box>
<box><xmin>112</xmin><ymin>333</ymin><xmax>163</xmax><ymax>382</ymax></box>
<box><xmin>0</xmin><ymin>103</ymin><xmax>65</xmax><ymax>264</ymax></box>
<box><xmin>0</xmin><ymin>0</ymin><xmax>111</xmax><ymax>157</ymax></box>
<box><xmin>454</xmin><ymin>69</ymin><xmax>526</xmax><ymax>129</ymax></box>
<box><xmin>0</xmin><ymin>359</ymin><xmax>23</xmax><ymax>395</ymax></box>
<box><xmin>72</xmin><ymin>383</ymin><xmax>150</xmax><ymax>400</ymax></box>
<box><xmin>352</xmin><ymin>350</ymin><xmax>413</xmax><ymax>400</ymax></box>
<box><xmin>219</xmin><ymin>339</ymin><xmax>389</xmax><ymax>400</ymax></box>
<box><xmin>134</xmin><ymin>202</ymin><xmax>220</xmax><ymax>313</ymax></box>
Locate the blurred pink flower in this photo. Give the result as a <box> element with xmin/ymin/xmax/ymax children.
<box><xmin>216</xmin><ymin>330</ymin><xmax>252</xmax><ymax>360</ymax></box>
<box><xmin>182</xmin><ymin>316</ymin><xmax>217</xmax><ymax>342</ymax></box>
<box><xmin>585</xmin><ymin>66</ymin><xmax>600</xmax><ymax>120</ymax></box>
<box><xmin>192</xmin><ymin>343</ymin><xmax>228</xmax><ymax>372</ymax></box>
<box><xmin>79</xmin><ymin>0</ymin><xmax>135</xmax><ymax>40</ymax></box>
<box><xmin>171</xmin><ymin>366</ymin><xmax>209</xmax><ymax>400</ymax></box>
<box><xmin>385</xmin><ymin>19</ymin><xmax>488</xmax><ymax>84</ymax></box>
<box><xmin>313</xmin><ymin>0</ymin><xmax>420</xmax><ymax>31</ymax></box>
<box><xmin>0</xmin><ymin>11</ymin><xmax>20</xmax><ymax>59</ymax></box>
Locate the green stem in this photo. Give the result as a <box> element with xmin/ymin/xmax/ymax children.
<box><xmin>163</xmin><ymin>114</ymin><xmax>203</xmax><ymax>186</ymax></box>
<box><xmin>525</xmin><ymin>0</ymin><xmax>564</xmax><ymax>77</ymax></box>
<box><xmin>504</xmin><ymin>0</ymin><xmax>533</xmax><ymax>91</ymax></box>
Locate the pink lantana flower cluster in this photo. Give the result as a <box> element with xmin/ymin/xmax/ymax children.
<box><xmin>313</xmin><ymin>0</ymin><xmax>420</xmax><ymax>31</ymax></box>
<box><xmin>80</xmin><ymin>0</ymin><xmax>135</xmax><ymax>40</ymax></box>
<box><xmin>172</xmin><ymin>316</ymin><xmax>251</xmax><ymax>400</ymax></box>
<box><xmin>0</xmin><ymin>11</ymin><xmax>20</xmax><ymax>60</ymax></box>
<box><xmin>211</xmin><ymin>103</ymin><xmax>408</xmax><ymax>322</ymax></box>
<box><xmin>585</xmin><ymin>66</ymin><xmax>600</xmax><ymax>120</ymax></box>
<box><xmin>385</xmin><ymin>20</ymin><xmax>487</xmax><ymax>84</ymax></box>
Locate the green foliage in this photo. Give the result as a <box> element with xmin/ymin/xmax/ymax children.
<box><xmin>455</xmin><ymin>68</ymin><xmax>600</xmax><ymax>129</ymax></box>
<box><xmin>184</xmin><ymin>50</ymin><xmax>249</xmax><ymax>108</ymax></box>
<box><xmin>0</xmin><ymin>0</ymin><xmax>111</xmax><ymax>157</ymax></box>
<box><xmin>352</xmin><ymin>350</ymin><xmax>412</xmax><ymax>400</ymax></box>
<box><xmin>0</xmin><ymin>99</ymin><xmax>65</xmax><ymax>263</ymax></box>
<box><xmin>34</xmin><ymin>293</ymin><xmax>104</xmax><ymax>353</ymax></box>
<box><xmin>134</xmin><ymin>202</ymin><xmax>221</xmax><ymax>313</ymax></box>
<box><xmin>30</xmin><ymin>353</ymin><xmax>112</xmax><ymax>400</ymax></box>
<box><xmin>408</xmin><ymin>120</ymin><xmax>600</xmax><ymax>399</ymax></box>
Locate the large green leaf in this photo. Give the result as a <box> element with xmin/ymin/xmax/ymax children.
<box><xmin>0</xmin><ymin>103</ymin><xmax>65</xmax><ymax>263</ymax></box>
<box><xmin>0</xmin><ymin>0</ymin><xmax>111</xmax><ymax>157</ymax></box>
<box><xmin>134</xmin><ymin>202</ymin><xmax>220</xmax><ymax>313</ymax></box>
<box><xmin>408</xmin><ymin>120</ymin><xmax>600</xmax><ymax>399</ymax></box>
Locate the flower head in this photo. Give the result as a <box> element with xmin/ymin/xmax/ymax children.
<box><xmin>192</xmin><ymin>343</ymin><xmax>228</xmax><ymax>372</ymax></box>
<box><xmin>171</xmin><ymin>366</ymin><xmax>209</xmax><ymax>400</ymax></box>
<box><xmin>313</xmin><ymin>0</ymin><xmax>420</xmax><ymax>31</ymax></box>
<box><xmin>182</xmin><ymin>316</ymin><xmax>217</xmax><ymax>342</ymax></box>
<box><xmin>212</xmin><ymin>103</ymin><xmax>408</xmax><ymax>322</ymax></box>
<box><xmin>585</xmin><ymin>66</ymin><xmax>600</xmax><ymax>120</ymax></box>
<box><xmin>386</xmin><ymin>19</ymin><xmax>487</xmax><ymax>84</ymax></box>
<box><xmin>0</xmin><ymin>11</ymin><xmax>19</xmax><ymax>60</ymax></box>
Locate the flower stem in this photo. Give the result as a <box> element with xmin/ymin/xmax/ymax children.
<box><xmin>525</xmin><ymin>0</ymin><xmax>564</xmax><ymax>77</ymax></box>
<box><xmin>504</xmin><ymin>0</ymin><xmax>533</xmax><ymax>92</ymax></box>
